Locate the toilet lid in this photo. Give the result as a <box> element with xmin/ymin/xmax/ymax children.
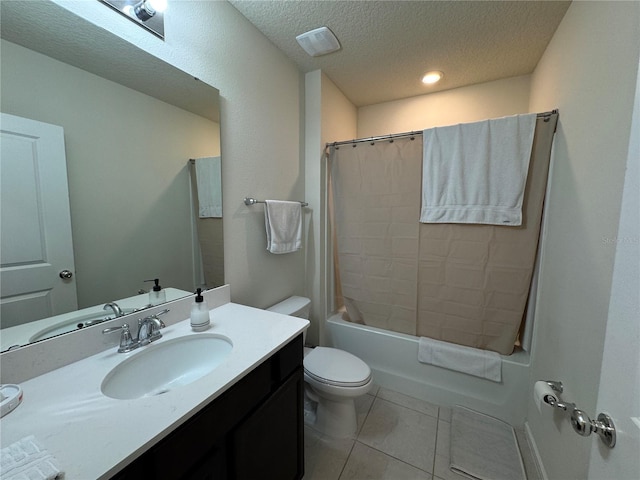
<box><xmin>304</xmin><ymin>347</ymin><xmax>371</xmax><ymax>387</ymax></box>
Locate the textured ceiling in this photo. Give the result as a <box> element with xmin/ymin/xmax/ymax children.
<box><xmin>229</xmin><ymin>0</ymin><xmax>571</xmax><ymax>107</ymax></box>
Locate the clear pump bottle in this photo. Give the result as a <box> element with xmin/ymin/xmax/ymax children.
<box><xmin>145</xmin><ymin>278</ymin><xmax>166</xmax><ymax>306</ymax></box>
<box><xmin>190</xmin><ymin>288</ymin><xmax>210</xmax><ymax>331</ymax></box>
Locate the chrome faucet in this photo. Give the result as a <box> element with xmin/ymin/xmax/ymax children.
<box><xmin>103</xmin><ymin>302</ymin><xmax>124</xmax><ymax>318</ymax></box>
<box><xmin>102</xmin><ymin>323</ymin><xmax>138</xmax><ymax>353</ymax></box>
<box><xmin>103</xmin><ymin>309</ymin><xmax>169</xmax><ymax>352</ymax></box>
<box><xmin>81</xmin><ymin>302</ymin><xmax>124</xmax><ymax>328</ymax></box>
<box><xmin>137</xmin><ymin>310</ymin><xmax>168</xmax><ymax>345</ymax></box>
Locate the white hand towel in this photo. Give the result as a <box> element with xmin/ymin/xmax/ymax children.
<box><xmin>420</xmin><ymin>113</ymin><xmax>536</xmax><ymax>226</ymax></box>
<box><xmin>264</xmin><ymin>200</ymin><xmax>302</xmax><ymax>254</ymax></box>
<box><xmin>194</xmin><ymin>156</ymin><xmax>222</xmax><ymax>218</ymax></box>
<box><xmin>0</xmin><ymin>435</ymin><xmax>64</xmax><ymax>480</ymax></box>
<box><xmin>418</xmin><ymin>337</ymin><xmax>502</xmax><ymax>382</ymax></box>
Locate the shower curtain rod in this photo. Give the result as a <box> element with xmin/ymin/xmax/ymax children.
<box><xmin>325</xmin><ymin>109</ymin><xmax>558</xmax><ymax>150</ymax></box>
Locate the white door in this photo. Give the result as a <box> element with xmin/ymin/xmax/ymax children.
<box><xmin>0</xmin><ymin>113</ymin><xmax>77</xmax><ymax>329</ymax></box>
<box><xmin>587</xmin><ymin>59</ymin><xmax>640</xmax><ymax>479</ymax></box>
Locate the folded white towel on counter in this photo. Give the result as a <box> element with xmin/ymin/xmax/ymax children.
<box><xmin>194</xmin><ymin>156</ymin><xmax>222</xmax><ymax>218</ymax></box>
<box><xmin>418</xmin><ymin>337</ymin><xmax>502</xmax><ymax>382</ymax></box>
<box><xmin>420</xmin><ymin>113</ymin><xmax>536</xmax><ymax>226</ymax></box>
<box><xmin>264</xmin><ymin>200</ymin><xmax>302</xmax><ymax>254</ymax></box>
<box><xmin>0</xmin><ymin>435</ymin><xmax>64</xmax><ymax>480</ymax></box>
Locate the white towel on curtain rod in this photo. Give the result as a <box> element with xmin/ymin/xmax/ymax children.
<box><xmin>420</xmin><ymin>113</ymin><xmax>536</xmax><ymax>226</ymax></box>
<box><xmin>194</xmin><ymin>156</ymin><xmax>222</xmax><ymax>218</ymax></box>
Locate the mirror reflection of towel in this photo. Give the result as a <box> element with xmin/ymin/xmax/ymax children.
<box><xmin>195</xmin><ymin>156</ymin><xmax>222</xmax><ymax>218</ymax></box>
<box><xmin>264</xmin><ymin>200</ymin><xmax>302</xmax><ymax>254</ymax></box>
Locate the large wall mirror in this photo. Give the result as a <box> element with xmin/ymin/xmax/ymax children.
<box><xmin>0</xmin><ymin>1</ymin><xmax>223</xmax><ymax>351</ymax></box>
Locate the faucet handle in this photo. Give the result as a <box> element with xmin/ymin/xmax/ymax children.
<box><xmin>138</xmin><ymin>309</ymin><xmax>169</xmax><ymax>328</ymax></box>
<box><xmin>137</xmin><ymin>309</ymin><xmax>169</xmax><ymax>345</ymax></box>
<box><xmin>102</xmin><ymin>323</ymin><xmax>138</xmax><ymax>353</ymax></box>
<box><xmin>154</xmin><ymin>308</ymin><xmax>170</xmax><ymax>319</ymax></box>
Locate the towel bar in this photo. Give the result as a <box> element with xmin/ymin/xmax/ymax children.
<box><xmin>244</xmin><ymin>197</ymin><xmax>308</xmax><ymax>207</ymax></box>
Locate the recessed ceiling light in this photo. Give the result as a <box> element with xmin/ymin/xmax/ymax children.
<box><xmin>422</xmin><ymin>71</ymin><xmax>444</xmax><ymax>85</ymax></box>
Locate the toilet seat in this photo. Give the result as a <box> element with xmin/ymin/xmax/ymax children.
<box><xmin>303</xmin><ymin>347</ymin><xmax>372</xmax><ymax>388</ymax></box>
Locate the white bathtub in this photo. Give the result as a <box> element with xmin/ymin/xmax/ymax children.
<box><xmin>325</xmin><ymin>314</ymin><xmax>531</xmax><ymax>426</ymax></box>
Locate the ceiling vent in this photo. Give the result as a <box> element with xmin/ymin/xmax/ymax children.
<box><xmin>296</xmin><ymin>27</ymin><xmax>341</xmax><ymax>57</ymax></box>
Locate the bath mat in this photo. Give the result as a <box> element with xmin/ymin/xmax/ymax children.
<box><xmin>449</xmin><ymin>405</ymin><xmax>526</xmax><ymax>480</ymax></box>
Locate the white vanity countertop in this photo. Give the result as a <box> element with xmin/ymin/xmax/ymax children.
<box><xmin>0</xmin><ymin>302</ymin><xmax>309</xmax><ymax>479</ymax></box>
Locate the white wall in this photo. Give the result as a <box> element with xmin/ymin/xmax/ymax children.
<box><xmin>52</xmin><ymin>0</ymin><xmax>304</xmax><ymax>308</ymax></box>
<box><xmin>526</xmin><ymin>2</ymin><xmax>640</xmax><ymax>479</ymax></box>
<box><xmin>321</xmin><ymin>73</ymin><xmax>359</xmax><ymax>143</ymax></box>
<box><xmin>304</xmin><ymin>71</ymin><xmax>323</xmax><ymax>346</ymax></box>
<box><xmin>304</xmin><ymin>70</ymin><xmax>357</xmax><ymax>345</ymax></box>
<box><xmin>357</xmin><ymin>74</ymin><xmax>531</xmax><ymax>136</ymax></box>
<box><xmin>1</xmin><ymin>39</ymin><xmax>218</xmax><ymax>307</ymax></box>
<box><xmin>587</xmin><ymin>49</ymin><xmax>640</xmax><ymax>480</ymax></box>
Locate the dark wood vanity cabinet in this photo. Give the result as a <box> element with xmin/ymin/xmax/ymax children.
<box><xmin>111</xmin><ymin>334</ymin><xmax>304</xmax><ymax>480</ymax></box>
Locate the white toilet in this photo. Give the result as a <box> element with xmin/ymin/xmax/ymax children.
<box><xmin>267</xmin><ymin>296</ymin><xmax>373</xmax><ymax>438</ymax></box>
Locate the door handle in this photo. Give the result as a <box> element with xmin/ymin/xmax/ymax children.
<box><xmin>59</xmin><ymin>270</ymin><xmax>73</xmax><ymax>279</ymax></box>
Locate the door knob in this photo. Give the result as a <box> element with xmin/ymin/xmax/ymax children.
<box><xmin>570</xmin><ymin>409</ymin><xmax>592</xmax><ymax>436</ymax></box>
<box><xmin>59</xmin><ymin>270</ymin><xmax>73</xmax><ymax>279</ymax></box>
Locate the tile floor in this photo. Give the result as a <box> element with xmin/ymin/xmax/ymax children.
<box><xmin>303</xmin><ymin>385</ymin><xmax>540</xmax><ymax>480</ymax></box>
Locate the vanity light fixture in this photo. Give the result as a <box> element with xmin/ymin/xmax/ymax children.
<box><xmin>422</xmin><ymin>70</ymin><xmax>444</xmax><ymax>85</ymax></box>
<box><xmin>296</xmin><ymin>27</ymin><xmax>341</xmax><ymax>57</ymax></box>
<box><xmin>129</xmin><ymin>0</ymin><xmax>167</xmax><ymax>21</ymax></box>
<box><xmin>99</xmin><ymin>0</ymin><xmax>167</xmax><ymax>39</ymax></box>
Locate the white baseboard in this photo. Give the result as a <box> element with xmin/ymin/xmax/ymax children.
<box><xmin>525</xmin><ymin>421</ymin><xmax>548</xmax><ymax>480</ymax></box>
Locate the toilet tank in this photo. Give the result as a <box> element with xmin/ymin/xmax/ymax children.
<box><xmin>267</xmin><ymin>296</ymin><xmax>311</xmax><ymax>319</ymax></box>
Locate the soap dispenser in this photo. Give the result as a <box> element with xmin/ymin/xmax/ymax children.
<box><xmin>145</xmin><ymin>278</ymin><xmax>166</xmax><ymax>306</ymax></box>
<box><xmin>190</xmin><ymin>288</ymin><xmax>210</xmax><ymax>331</ymax></box>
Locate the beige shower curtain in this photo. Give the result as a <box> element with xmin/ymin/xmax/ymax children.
<box><xmin>330</xmin><ymin>136</ymin><xmax>423</xmax><ymax>334</ymax></box>
<box><xmin>330</xmin><ymin>113</ymin><xmax>558</xmax><ymax>355</ymax></box>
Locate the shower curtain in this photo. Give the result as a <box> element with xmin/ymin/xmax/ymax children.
<box><xmin>330</xmin><ymin>136</ymin><xmax>423</xmax><ymax>334</ymax></box>
<box><xmin>329</xmin><ymin>114</ymin><xmax>558</xmax><ymax>355</ymax></box>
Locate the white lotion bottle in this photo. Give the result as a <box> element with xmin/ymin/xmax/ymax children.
<box><xmin>145</xmin><ymin>278</ymin><xmax>166</xmax><ymax>306</ymax></box>
<box><xmin>190</xmin><ymin>288</ymin><xmax>210</xmax><ymax>331</ymax></box>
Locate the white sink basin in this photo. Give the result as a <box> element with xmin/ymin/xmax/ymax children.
<box><xmin>101</xmin><ymin>334</ymin><xmax>233</xmax><ymax>400</ymax></box>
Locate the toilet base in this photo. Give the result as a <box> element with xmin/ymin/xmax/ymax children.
<box><xmin>304</xmin><ymin>388</ymin><xmax>358</xmax><ymax>438</ymax></box>
<box><xmin>303</xmin><ymin>391</ymin><xmax>317</xmax><ymax>425</ymax></box>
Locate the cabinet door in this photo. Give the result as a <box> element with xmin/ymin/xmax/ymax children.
<box><xmin>110</xmin><ymin>336</ymin><xmax>303</xmax><ymax>480</ymax></box>
<box><xmin>231</xmin><ymin>368</ymin><xmax>304</xmax><ymax>480</ymax></box>
<box><xmin>182</xmin><ymin>446</ymin><xmax>227</xmax><ymax>480</ymax></box>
